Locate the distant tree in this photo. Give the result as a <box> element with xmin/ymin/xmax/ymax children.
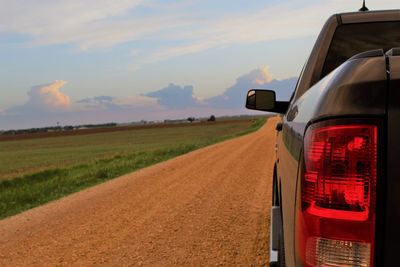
<box><xmin>208</xmin><ymin>115</ymin><xmax>216</xmax><ymax>122</ymax></box>
<box><xmin>63</xmin><ymin>126</ymin><xmax>74</xmax><ymax>131</ymax></box>
<box><xmin>187</xmin><ymin>117</ymin><xmax>195</xmax><ymax>123</ymax></box>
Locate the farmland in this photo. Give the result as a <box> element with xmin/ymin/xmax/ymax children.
<box><xmin>0</xmin><ymin>117</ymin><xmax>267</xmax><ymax>219</ymax></box>
<box><xmin>0</xmin><ymin>117</ymin><xmax>277</xmax><ymax>266</ymax></box>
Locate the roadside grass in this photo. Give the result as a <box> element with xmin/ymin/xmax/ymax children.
<box><xmin>0</xmin><ymin>117</ymin><xmax>267</xmax><ymax>219</ymax></box>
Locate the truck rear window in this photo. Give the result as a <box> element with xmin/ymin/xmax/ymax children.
<box><xmin>322</xmin><ymin>21</ymin><xmax>400</xmax><ymax>78</ymax></box>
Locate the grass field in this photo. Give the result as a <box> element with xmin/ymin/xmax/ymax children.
<box><xmin>0</xmin><ymin>117</ymin><xmax>267</xmax><ymax>219</ymax></box>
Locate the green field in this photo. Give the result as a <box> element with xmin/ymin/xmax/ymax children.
<box><xmin>0</xmin><ymin>117</ymin><xmax>267</xmax><ymax>219</ymax></box>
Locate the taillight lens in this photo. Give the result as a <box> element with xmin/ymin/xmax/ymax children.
<box><xmin>297</xmin><ymin>122</ymin><xmax>378</xmax><ymax>267</ymax></box>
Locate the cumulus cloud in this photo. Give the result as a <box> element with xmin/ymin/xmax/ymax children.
<box><xmin>144</xmin><ymin>67</ymin><xmax>296</xmax><ymax>110</ymax></box>
<box><xmin>145</xmin><ymin>83</ymin><xmax>200</xmax><ymax>109</ymax></box>
<box><xmin>28</xmin><ymin>80</ymin><xmax>70</xmax><ymax>110</ymax></box>
<box><xmin>8</xmin><ymin>80</ymin><xmax>70</xmax><ymax>114</ymax></box>
<box><xmin>207</xmin><ymin>67</ymin><xmax>296</xmax><ymax>108</ymax></box>
<box><xmin>240</xmin><ymin>66</ymin><xmax>273</xmax><ymax>85</ymax></box>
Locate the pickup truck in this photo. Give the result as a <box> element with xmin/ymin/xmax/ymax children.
<box><xmin>246</xmin><ymin>9</ymin><xmax>400</xmax><ymax>267</ymax></box>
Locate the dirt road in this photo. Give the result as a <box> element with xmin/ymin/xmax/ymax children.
<box><xmin>0</xmin><ymin>117</ymin><xmax>277</xmax><ymax>266</ymax></box>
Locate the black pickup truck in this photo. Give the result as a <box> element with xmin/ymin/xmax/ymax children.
<box><xmin>246</xmin><ymin>9</ymin><xmax>400</xmax><ymax>267</ymax></box>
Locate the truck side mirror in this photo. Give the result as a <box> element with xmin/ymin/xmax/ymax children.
<box><xmin>245</xmin><ymin>89</ymin><xmax>290</xmax><ymax>114</ymax></box>
<box><xmin>246</xmin><ymin>89</ymin><xmax>276</xmax><ymax>111</ymax></box>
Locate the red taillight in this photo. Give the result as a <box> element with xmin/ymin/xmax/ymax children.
<box><xmin>297</xmin><ymin>122</ymin><xmax>377</xmax><ymax>267</ymax></box>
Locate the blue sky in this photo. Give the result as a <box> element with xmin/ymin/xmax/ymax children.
<box><xmin>0</xmin><ymin>0</ymin><xmax>398</xmax><ymax>129</ymax></box>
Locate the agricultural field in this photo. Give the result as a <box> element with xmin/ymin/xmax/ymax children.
<box><xmin>0</xmin><ymin>116</ymin><xmax>267</xmax><ymax>219</ymax></box>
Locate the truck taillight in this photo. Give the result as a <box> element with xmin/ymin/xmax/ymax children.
<box><xmin>297</xmin><ymin>122</ymin><xmax>377</xmax><ymax>267</ymax></box>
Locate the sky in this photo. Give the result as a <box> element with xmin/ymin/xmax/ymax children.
<box><xmin>0</xmin><ymin>0</ymin><xmax>399</xmax><ymax>130</ymax></box>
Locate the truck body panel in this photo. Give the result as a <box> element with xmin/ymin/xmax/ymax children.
<box><xmin>246</xmin><ymin>9</ymin><xmax>400</xmax><ymax>267</ymax></box>
<box><xmin>383</xmin><ymin>54</ymin><xmax>400</xmax><ymax>266</ymax></box>
<box><xmin>278</xmin><ymin>54</ymin><xmax>388</xmax><ymax>266</ymax></box>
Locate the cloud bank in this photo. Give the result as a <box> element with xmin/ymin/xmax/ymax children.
<box><xmin>208</xmin><ymin>67</ymin><xmax>296</xmax><ymax>108</ymax></box>
<box><xmin>0</xmin><ymin>67</ymin><xmax>296</xmax><ymax>130</ymax></box>
<box><xmin>145</xmin><ymin>84</ymin><xmax>200</xmax><ymax>109</ymax></box>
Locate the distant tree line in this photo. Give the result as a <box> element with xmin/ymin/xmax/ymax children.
<box><xmin>1</xmin><ymin>115</ymin><xmax>221</xmax><ymax>136</ymax></box>
<box><xmin>78</xmin><ymin>123</ymin><xmax>117</xmax><ymax>129</ymax></box>
<box><xmin>1</xmin><ymin>123</ymin><xmax>117</xmax><ymax>136</ymax></box>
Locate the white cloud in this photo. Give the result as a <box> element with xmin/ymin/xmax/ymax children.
<box><xmin>131</xmin><ymin>0</ymin><xmax>400</xmax><ymax>67</ymax></box>
<box><xmin>25</xmin><ymin>80</ymin><xmax>70</xmax><ymax>111</ymax></box>
<box><xmin>4</xmin><ymin>0</ymin><xmax>201</xmax><ymax>52</ymax></box>
<box><xmin>240</xmin><ymin>66</ymin><xmax>273</xmax><ymax>85</ymax></box>
<box><xmin>1</xmin><ymin>0</ymin><xmax>399</xmax><ymax>66</ymax></box>
<box><xmin>0</xmin><ymin>1</ymin><xmax>143</xmax><ymax>33</ymax></box>
<box><xmin>3</xmin><ymin>80</ymin><xmax>70</xmax><ymax>120</ymax></box>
